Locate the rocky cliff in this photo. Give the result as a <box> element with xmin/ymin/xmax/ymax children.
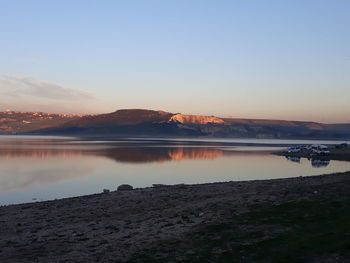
<box><xmin>169</xmin><ymin>114</ymin><xmax>224</xmax><ymax>125</ymax></box>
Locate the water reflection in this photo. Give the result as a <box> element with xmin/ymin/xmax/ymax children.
<box><xmin>0</xmin><ymin>147</ymin><xmax>235</xmax><ymax>192</ymax></box>
<box><xmin>1</xmin><ymin>137</ymin><xmax>350</xmax><ymax>205</ymax></box>
<box><xmin>0</xmin><ymin>147</ymin><xmax>235</xmax><ymax>163</ymax></box>
<box><xmin>94</xmin><ymin>147</ymin><xmax>234</xmax><ymax>163</ymax></box>
<box><xmin>311</xmin><ymin>159</ymin><xmax>330</xmax><ymax>168</ymax></box>
<box><xmin>0</xmin><ymin>148</ymin><xmax>86</xmax><ymax>159</ymax></box>
<box><xmin>285</xmin><ymin>155</ymin><xmax>330</xmax><ymax>168</ymax></box>
<box><xmin>285</xmin><ymin>156</ymin><xmax>301</xmax><ymax>163</ymax></box>
<box><xmin>0</xmin><ymin>159</ymin><xmax>94</xmax><ymax>192</ymax></box>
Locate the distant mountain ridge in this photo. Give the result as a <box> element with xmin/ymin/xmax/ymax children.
<box><xmin>59</xmin><ymin>109</ymin><xmax>226</xmax><ymax>127</ymax></box>
<box><xmin>1</xmin><ymin>109</ymin><xmax>349</xmax><ymax>139</ymax></box>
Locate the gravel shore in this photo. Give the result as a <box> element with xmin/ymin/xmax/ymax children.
<box><xmin>1</xmin><ymin>171</ymin><xmax>350</xmax><ymax>262</ymax></box>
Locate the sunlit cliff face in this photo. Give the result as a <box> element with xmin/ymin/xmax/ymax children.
<box><xmin>169</xmin><ymin>114</ymin><xmax>224</xmax><ymax>125</ymax></box>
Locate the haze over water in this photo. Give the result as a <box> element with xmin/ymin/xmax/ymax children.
<box><xmin>1</xmin><ymin>136</ymin><xmax>350</xmax><ymax>205</ymax></box>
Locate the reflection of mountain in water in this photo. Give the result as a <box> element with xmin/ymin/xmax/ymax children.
<box><xmin>0</xmin><ymin>148</ymin><xmax>86</xmax><ymax>159</ymax></box>
<box><xmin>97</xmin><ymin>147</ymin><xmax>226</xmax><ymax>163</ymax></box>
<box><xmin>0</xmin><ymin>147</ymin><xmax>233</xmax><ymax>163</ymax></box>
<box><xmin>0</xmin><ymin>146</ymin><xmax>263</xmax><ymax>193</ymax></box>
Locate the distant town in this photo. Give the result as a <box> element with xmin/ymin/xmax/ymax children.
<box><xmin>0</xmin><ymin>110</ymin><xmax>89</xmax><ymax>134</ymax></box>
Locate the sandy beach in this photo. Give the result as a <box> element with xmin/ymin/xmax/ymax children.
<box><xmin>0</xmin><ymin>170</ymin><xmax>349</xmax><ymax>262</ymax></box>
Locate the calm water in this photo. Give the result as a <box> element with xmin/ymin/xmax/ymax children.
<box><xmin>1</xmin><ymin>136</ymin><xmax>350</xmax><ymax>205</ymax></box>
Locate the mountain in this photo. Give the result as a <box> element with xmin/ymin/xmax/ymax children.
<box><xmin>42</xmin><ymin>109</ymin><xmax>204</xmax><ymax>137</ymax></box>
<box><xmin>1</xmin><ymin>109</ymin><xmax>349</xmax><ymax>139</ymax></box>
<box><xmin>65</xmin><ymin>109</ymin><xmax>172</xmax><ymax>126</ymax></box>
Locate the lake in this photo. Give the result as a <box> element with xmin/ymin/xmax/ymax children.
<box><xmin>1</xmin><ymin>136</ymin><xmax>350</xmax><ymax>205</ymax></box>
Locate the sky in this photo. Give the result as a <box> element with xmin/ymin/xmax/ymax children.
<box><xmin>0</xmin><ymin>0</ymin><xmax>349</xmax><ymax>123</ymax></box>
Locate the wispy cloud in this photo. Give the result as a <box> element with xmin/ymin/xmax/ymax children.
<box><xmin>0</xmin><ymin>73</ymin><xmax>95</xmax><ymax>101</ymax></box>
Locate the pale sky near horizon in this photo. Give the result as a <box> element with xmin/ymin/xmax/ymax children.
<box><xmin>0</xmin><ymin>0</ymin><xmax>349</xmax><ymax>123</ymax></box>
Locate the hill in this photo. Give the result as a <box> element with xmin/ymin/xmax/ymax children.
<box><xmin>1</xmin><ymin>109</ymin><xmax>349</xmax><ymax>139</ymax></box>
<box><xmin>0</xmin><ymin>111</ymin><xmax>84</xmax><ymax>134</ymax></box>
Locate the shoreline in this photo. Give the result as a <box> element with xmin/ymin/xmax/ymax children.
<box><xmin>2</xmin><ymin>133</ymin><xmax>349</xmax><ymax>146</ymax></box>
<box><xmin>274</xmin><ymin>146</ymin><xmax>350</xmax><ymax>162</ymax></box>
<box><xmin>1</xmin><ymin>171</ymin><xmax>350</xmax><ymax>262</ymax></box>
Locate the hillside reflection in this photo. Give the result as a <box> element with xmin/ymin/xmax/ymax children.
<box><xmin>0</xmin><ymin>147</ymin><xmax>235</xmax><ymax>192</ymax></box>
<box><xmin>95</xmin><ymin>147</ymin><xmax>233</xmax><ymax>163</ymax></box>
<box><xmin>0</xmin><ymin>147</ymin><xmax>236</xmax><ymax>163</ymax></box>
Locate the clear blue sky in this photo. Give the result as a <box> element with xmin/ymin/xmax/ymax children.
<box><xmin>0</xmin><ymin>0</ymin><xmax>349</xmax><ymax>123</ymax></box>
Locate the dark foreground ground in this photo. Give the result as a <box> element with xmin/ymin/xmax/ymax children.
<box><xmin>0</xmin><ymin>171</ymin><xmax>350</xmax><ymax>263</ymax></box>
